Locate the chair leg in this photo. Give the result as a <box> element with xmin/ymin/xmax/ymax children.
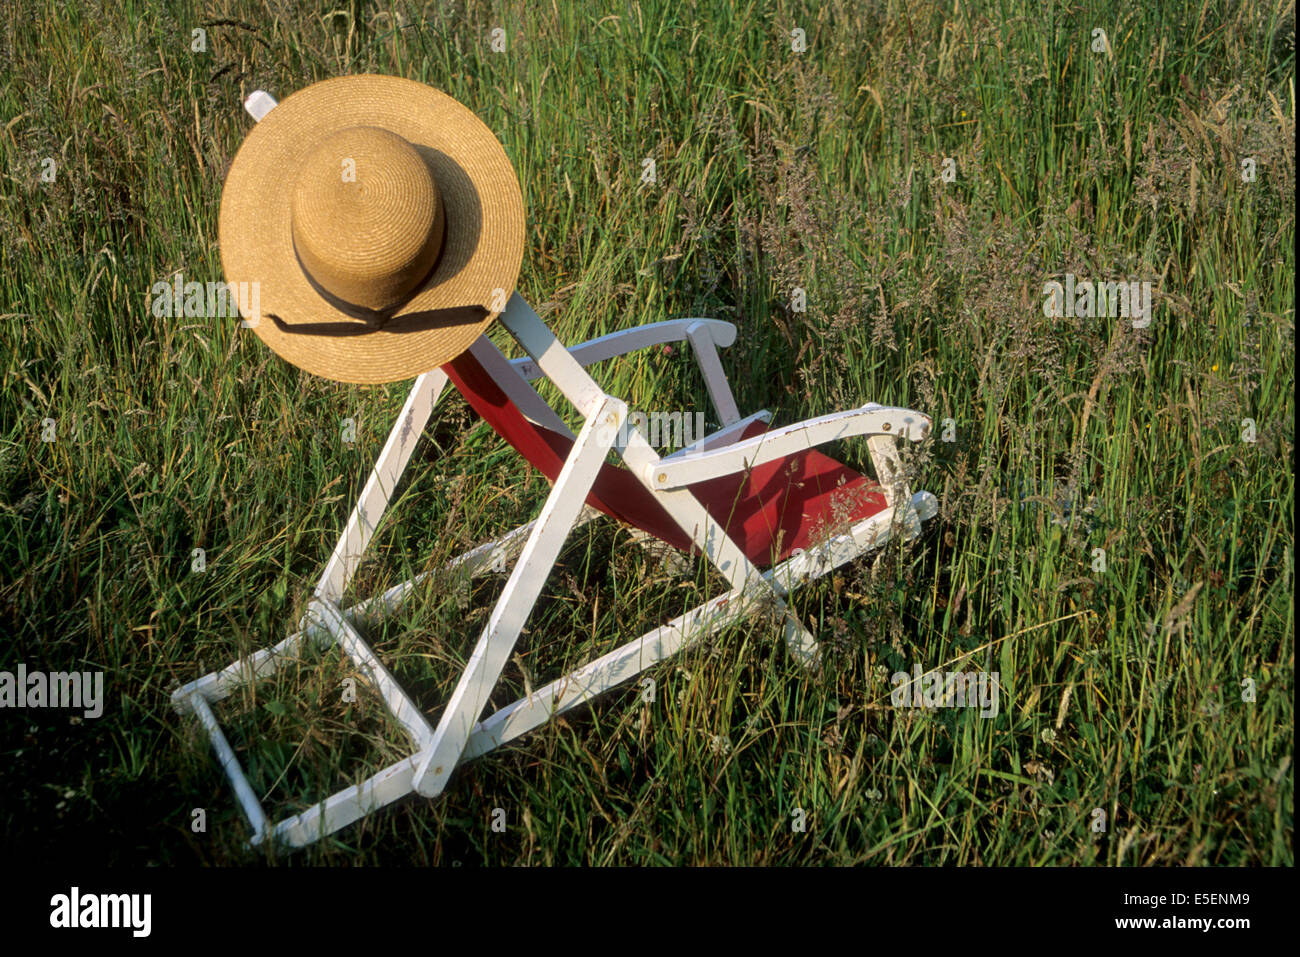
<box><xmin>314</xmin><ymin>369</ymin><xmax>449</xmax><ymax>606</ymax></box>
<box><xmin>619</xmin><ymin>427</ymin><xmax>822</xmax><ymax>669</ymax></box>
<box><xmin>779</xmin><ymin>611</ymin><xmax>821</xmax><ymax>669</ymax></box>
<box><xmin>866</xmin><ymin>434</ymin><xmax>910</xmax><ymax>515</ymax></box>
<box><xmin>460</xmin><ymin>500</ymin><xmax>908</xmax><ymax>760</ymax></box>
<box><xmin>412</xmin><ymin>395</ymin><xmax>628</xmax><ymax>798</ymax></box>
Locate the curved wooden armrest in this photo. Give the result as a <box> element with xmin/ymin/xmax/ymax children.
<box><xmin>508</xmin><ymin>315</ymin><xmax>741</xmax><ymax>427</ymax></box>
<box><xmin>507</xmin><ymin>317</ymin><xmax>736</xmax><ymax>381</ymax></box>
<box><xmin>644</xmin><ymin>405</ymin><xmax>932</xmax><ymax>489</ymax></box>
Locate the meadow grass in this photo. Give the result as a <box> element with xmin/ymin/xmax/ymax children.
<box><xmin>0</xmin><ymin>0</ymin><xmax>1292</xmax><ymax>864</ymax></box>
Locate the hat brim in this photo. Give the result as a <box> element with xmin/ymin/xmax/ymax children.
<box><xmin>218</xmin><ymin>75</ymin><xmax>525</xmax><ymax>384</ymax></box>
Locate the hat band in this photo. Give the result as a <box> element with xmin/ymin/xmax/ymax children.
<box><xmin>290</xmin><ymin>209</ymin><xmax>448</xmax><ymax>330</ymax></box>
<box><xmin>266</xmin><ymin>301</ymin><xmax>489</xmax><ymax>339</ymax></box>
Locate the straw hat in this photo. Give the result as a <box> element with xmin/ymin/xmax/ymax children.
<box><xmin>218</xmin><ymin>74</ymin><xmax>525</xmax><ymax>384</ymax></box>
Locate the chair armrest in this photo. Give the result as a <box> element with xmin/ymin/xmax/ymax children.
<box><xmin>509</xmin><ymin>316</ymin><xmax>742</xmax><ymax>427</ymax></box>
<box><xmin>663</xmin><ymin>409</ymin><xmax>773</xmax><ymax>458</ymax></box>
<box><xmin>643</xmin><ymin>405</ymin><xmax>931</xmax><ymax>489</ymax></box>
<box><xmin>507</xmin><ymin>318</ymin><xmax>736</xmax><ymax>381</ymax></box>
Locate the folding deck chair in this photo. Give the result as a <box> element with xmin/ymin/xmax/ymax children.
<box><xmin>171</xmin><ymin>91</ymin><xmax>939</xmax><ymax>849</ymax></box>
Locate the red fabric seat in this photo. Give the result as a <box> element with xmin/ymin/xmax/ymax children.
<box><xmin>444</xmin><ymin>351</ymin><xmax>889</xmax><ymax>569</ymax></box>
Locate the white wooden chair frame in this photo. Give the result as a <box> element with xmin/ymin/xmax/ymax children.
<box><xmin>171</xmin><ymin>92</ymin><xmax>939</xmax><ymax>849</ymax></box>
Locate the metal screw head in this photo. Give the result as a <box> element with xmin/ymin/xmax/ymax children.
<box><xmin>657</xmin><ymin>472</ymin><xmax>667</xmax><ymax>483</ymax></box>
<box><xmin>883</xmin><ymin>422</ymin><xmax>892</xmax><ymax>431</ymax></box>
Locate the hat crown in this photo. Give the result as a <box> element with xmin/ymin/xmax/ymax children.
<box><xmin>290</xmin><ymin>125</ymin><xmax>445</xmax><ymax>314</ymax></box>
